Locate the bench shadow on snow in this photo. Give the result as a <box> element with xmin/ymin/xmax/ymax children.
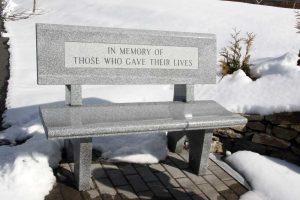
<box><xmin>0</xmin><ymin>97</ymin><xmax>111</xmax><ymax>169</ymax></box>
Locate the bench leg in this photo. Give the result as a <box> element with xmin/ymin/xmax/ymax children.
<box><xmin>73</xmin><ymin>138</ymin><xmax>92</xmax><ymax>191</ymax></box>
<box><xmin>167</xmin><ymin>131</ymin><xmax>186</xmax><ymax>153</ymax></box>
<box><xmin>187</xmin><ymin>129</ymin><xmax>212</xmax><ymax>175</ymax></box>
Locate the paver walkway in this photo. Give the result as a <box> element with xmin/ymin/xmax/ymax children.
<box><xmin>46</xmin><ymin>150</ymin><xmax>248</xmax><ymax>200</ymax></box>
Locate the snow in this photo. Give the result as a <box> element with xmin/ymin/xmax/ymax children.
<box><xmin>197</xmin><ymin>53</ymin><xmax>300</xmax><ymax>115</ymax></box>
<box><xmin>1</xmin><ymin>0</ymin><xmax>300</xmax><ymax>199</ymax></box>
<box><xmin>93</xmin><ymin>132</ymin><xmax>168</xmax><ymax>163</ymax></box>
<box><xmin>226</xmin><ymin>151</ymin><xmax>300</xmax><ymax>200</ymax></box>
<box><xmin>0</xmin><ymin>119</ymin><xmax>62</xmax><ymax>200</ymax></box>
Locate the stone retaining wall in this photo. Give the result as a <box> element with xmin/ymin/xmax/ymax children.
<box><xmin>212</xmin><ymin>112</ymin><xmax>300</xmax><ymax>165</ymax></box>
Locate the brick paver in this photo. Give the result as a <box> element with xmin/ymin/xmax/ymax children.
<box><xmin>46</xmin><ymin>151</ymin><xmax>248</xmax><ymax>200</ymax></box>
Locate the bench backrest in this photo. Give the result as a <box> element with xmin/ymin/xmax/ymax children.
<box><xmin>36</xmin><ymin>24</ymin><xmax>216</xmax><ymax>105</ymax></box>
<box><xmin>36</xmin><ymin>24</ymin><xmax>216</xmax><ymax>85</ymax></box>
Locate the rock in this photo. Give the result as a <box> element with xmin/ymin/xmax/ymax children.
<box><xmin>232</xmin><ymin>139</ymin><xmax>266</xmax><ymax>154</ymax></box>
<box><xmin>295</xmin><ymin>135</ymin><xmax>300</xmax><ymax>144</ymax></box>
<box><xmin>266</xmin><ymin>124</ymin><xmax>272</xmax><ymax>135</ymax></box>
<box><xmin>291</xmin><ymin>145</ymin><xmax>300</xmax><ymax>156</ymax></box>
<box><xmin>0</xmin><ymin>139</ymin><xmax>11</xmax><ymax>146</ymax></box>
<box><xmin>265</xmin><ymin>112</ymin><xmax>300</xmax><ymax>125</ymax></box>
<box><xmin>244</xmin><ymin>132</ymin><xmax>255</xmax><ymax>139</ymax></box>
<box><xmin>244</xmin><ymin>114</ymin><xmax>264</xmax><ymax>121</ymax></box>
<box><xmin>246</xmin><ymin>122</ymin><xmax>266</xmax><ymax>132</ymax></box>
<box><xmin>212</xmin><ymin>135</ymin><xmax>219</xmax><ymax>141</ymax></box>
<box><xmin>210</xmin><ymin>140</ymin><xmax>224</xmax><ymax>153</ymax></box>
<box><xmin>214</xmin><ymin>128</ymin><xmax>243</xmax><ymax>139</ymax></box>
<box><xmin>270</xmin><ymin>151</ymin><xmax>300</xmax><ymax>165</ymax></box>
<box><xmin>272</xmin><ymin>126</ymin><xmax>298</xmax><ymax>141</ymax></box>
<box><xmin>230</xmin><ymin>125</ymin><xmax>247</xmax><ymax>133</ymax></box>
<box><xmin>252</xmin><ymin>133</ymin><xmax>290</xmax><ymax>149</ymax></box>
<box><xmin>291</xmin><ymin>125</ymin><xmax>300</xmax><ymax>132</ymax></box>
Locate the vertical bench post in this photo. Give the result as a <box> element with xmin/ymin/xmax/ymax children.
<box><xmin>168</xmin><ymin>84</ymin><xmax>212</xmax><ymax>175</ymax></box>
<box><xmin>65</xmin><ymin>85</ymin><xmax>92</xmax><ymax>191</ymax></box>
<box><xmin>168</xmin><ymin>84</ymin><xmax>194</xmax><ymax>153</ymax></box>
<box><xmin>187</xmin><ymin>129</ymin><xmax>213</xmax><ymax>175</ymax></box>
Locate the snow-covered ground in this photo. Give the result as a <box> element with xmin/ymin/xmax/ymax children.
<box><xmin>226</xmin><ymin>151</ymin><xmax>300</xmax><ymax>200</ymax></box>
<box><xmin>1</xmin><ymin>0</ymin><xmax>300</xmax><ymax>199</ymax></box>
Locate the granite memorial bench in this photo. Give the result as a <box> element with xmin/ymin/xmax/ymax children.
<box><xmin>36</xmin><ymin>23</ymin><xmax>247</xmax><ymax>191</ymax></box>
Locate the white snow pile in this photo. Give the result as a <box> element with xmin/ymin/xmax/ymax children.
<box><xmin>226</xmin><ymin>151</ymin><xmax>300</xmax><ymax>200</ymax></box>
<box><xmin>93</xmin><ymin>132</ymin><xmax>168</xmax><ymax>163</ymax></box>
<box><xmin>197</xmin><ymin>52</ymin><xmax>300</xmax><ymax>115</ymax></box>
<box><xmin>0</xmin><ymin>0</ymin><xmax>300</xmax><ymax>199</ymax></box>
<box><xmin>0</xmin><ymin>118</ymin><xmax>63</xmax><ymax>200</ymax></box>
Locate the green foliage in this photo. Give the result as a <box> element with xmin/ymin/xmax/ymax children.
<box><xmin>220</xmin><ymin>30</ymin><xmax>255</xmax><ymax>79</ymax></box>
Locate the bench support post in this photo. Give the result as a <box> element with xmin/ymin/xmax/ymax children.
<box><xmin>65</xmin><ymin>85</ymin><xmax>93</xmax><ymax>191</ymax></box>
<box><xmin>168</xmin><ymin>84</ymin><xmax>194</xmax><ymax>153</ymax></box>
<box><xmin>74</xmin><ymin>137</ymin><xmax>92</xmax><ymax>191</ymax></box>
<box><xmin>187</xmin><ymin>129</ymin><xmax>212</xmax><ymax>175</ymax></box>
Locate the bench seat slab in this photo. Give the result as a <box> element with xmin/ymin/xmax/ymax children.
<box><xmin>40</xmin><ymin>100</ymin><xmax>246</xmax><ymax>139</ymax></box>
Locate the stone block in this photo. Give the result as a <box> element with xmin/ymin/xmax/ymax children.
<box><xmin>149</xmin><ymin>163</ymin><xmax>165</xmax><ymax>172</ymax></box>
<box><xmin>106</xmin><ymin>169</ymin><xmax>128</xmax><ymax>186</ymax></box>
<box><xmin>183</xmin><ymin>169</ymin><xmax>207</xmax><ymax>185</ymax></box>
<box><xmin>244</xmin><ymin>114</ymin><xmax>264</xmax><ymax>121</ymax></box>
<box><xmin>136</xmin><ymin>166</ymin><xmax>158</xmax><ymax>182</ymax></box>
<box><xmin>246</xmin><ymin>122</ymin><xmax>266</xmax><ymax>132</ymax></box>
<box><xmin>83</xmin><ymin>189</ymin><xmax>100</xmax><ymax>199</ymax></box>
<box><xmin>291</xmin><ymin>125</ymin><xmax>300</xmax><ymax>132</ymax></box>
<box><xmin>118</xmin><ymin>164</ymin><xmax>137</xmax><ymax>175</ymax></box>
<box><xmin>265</xmin><ymin>112</ymin><xmax>300</xmax><ymax>125</ymax></box>
<box><xmin>176</xmin><ymin>177</ymin><xmax>202</xmax><ymax>195</ymax></box>
<box><xmin>295</xmin><ymin>135</ymin><xmax>300</xmax><ymax>144</ymax></box>
<box><xmin>272</xmin><ymin>126</ymin><xmax>298</xmax><ymax>140</ymax></box>
<box><xmin>210</xmin><ymin>140</ymin><xmax>224</xmax><ymax>153</ymax></box>
<box><xmin>168</xmin><ymin>188</ymin><xmax>192</xmax><ymax>200</ymax></box>
<box><xmin>197</xmin><ymin>183</ymin><xmax>225</xmax><ymax>200</ymax></box>
<box><xmin>203</xmin><ymin>174</ymin><xmax>226</xmax><ymax>190</ymax></box>
<box><xmin>232</xmin><ymin>139</ymin><xmax>266</xmax><ymax>154</ymax></box>
<box><xmin>94</xmin><ymin>178</ymin><xmax>117</xmax><ymax>196</ymax></box>
<box><xmin>223</xmin><ymin>179</ymin><xmax>248</xmax><ymax>196</ymax></box>
<box><xmin>126</xmin><ymin>174</ymin><xmax>149</xmax><ymax>192</ymax></box>
<box><xmin>270</xmin><ymin>151</ymin><xmax>300</xmax><ymax>165</ymax></box>
<box><xmin>230</xmin><ymin>125</ymin><xmax>247</xmax><ymax>133</ymax></box>
<box><xmin>208</xmin><ymin>165</ymin><xmax>232</xmax><ymax>181</ymax></box>
<box><xmin>137</xmin><ymin>191</ymin><xmax>155</xmax><ymax>200</ymax></box>
<box><xmin>163</xmin><ymin>160</ymin><xmax>186</xmax><ymax>179</ymax></box>
<box><xmin>147</xmin><ymin>181</ymin><xmax>173</xmax><ymax>199</ymax></box>
<box><xmin>214</xmin><ymin>128</ymin><xmax>243</xmax><ymax>139</ymax></box>
<box><xmin>252</xmin><ymin>133</ymin><xmax>290</xmax><ymax>149</ymax></box>
<box><xmin>154</xmin><ymin>171</ymin><xmax>180</xmax><ymax>188</ymax></box>
<box><xmin>291</xmin><ymin>145</ymin><xmax>300</xmax><ymax>156</ymax></box>
<box><xmin>266</xmin><ymin>124</ymin><xmax>272</xmax><ymax>135</ymax></box>
<box><xmin>116</xmin><ymin>185</ymin><xmax>139</xmax><ymax>199</ymax></box>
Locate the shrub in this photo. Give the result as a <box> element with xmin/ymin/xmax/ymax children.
<box><xmin>296</xmin><ymin>11</ymin><xmax>300</xmax><ymax>33</ymax></box>
<box><xmin>296</xmin><ymin>11</ymin><xmax>300</xmax><ymax>66</ymax></box>
<box><xmin>219</xmin><ymin>30</ymin><xmax>255</xmax><ymax>79</ymax></box>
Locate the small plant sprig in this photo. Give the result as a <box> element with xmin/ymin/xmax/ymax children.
<box><xmin>296</xmin><ymin>11</ymin><xmax>300</xmax><ymax>66</ymax></box>
<box><xmin>220</xmin><ymin>29</ymin><xmax>255</xmax><ymax>79</ymax></box>
<box><xmin>296</xmin><ymin>11</ymin><xmax>300</xmax><ymax>33</ymax></box>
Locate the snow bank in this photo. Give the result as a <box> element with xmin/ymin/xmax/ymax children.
<box><xmin>0</xmin><ymin>155</ymin><xmax>56</xmax><ymax>200</ymax></box>
<box><xmin>197</xmin><ymin>53</ymin><xmax>300</xmax><ymax>115</ymax></box>
<box><xmin>0</xmin><ymin>118</ymin><xmax>63</xmax><ymax>200</ymax></box>
<box><xmin>226</xmin><ymin>151</ymin><xmax>300</xmax><ymax>200</ymax></box>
